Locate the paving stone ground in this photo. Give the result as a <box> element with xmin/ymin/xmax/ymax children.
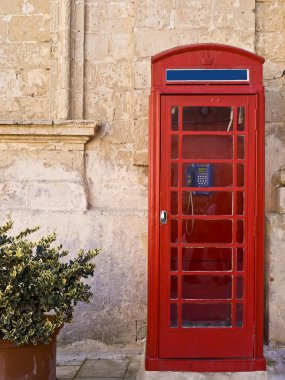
<box><xmin>56</xmin><ymin>345</ymin><xmax>285</xmax><ymax>380</ymax></box>
<box><xmin>57</xmin><ymin>356</ymin><xmax>141</xmax><ymax>380</ymax></box>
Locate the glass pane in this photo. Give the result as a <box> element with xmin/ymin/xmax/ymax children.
<box><xmin>171</xmin><ymin>106</ymin><xmax>179</xmax><ymax>131</ymax></box>
<box><xmin>183</xmin><ymin>163</ymin><xmax>233</xmax><ymax>188</ymax></box>
<box><xmin>170</xmin><ymin>303</ymin><xmax>178</xmax><ymax>327</ymax></box>
<box><xmin>236</xmin><ymin>276</ymin><xmax>243</xmax><ymax>299</ymax></box>
<box><xmin>237</xmin><ymin>248</ymin><xmax>243</xmax><ymax>271</ymax></box>
<box><xmin>237</xmin><ymin>107</ymin><xmax>245</xmax><ymax>131</ymax></box>
<box><xmin>182</xmin><ymin>303</ymin><xmax>232</xmax><ymax>327</ymax></box>
<box><xmin>171</xmin><ymin>164</ymin><xmax>178</xmax><ymax>187</ymax></box>
<box><xmin>182</xmin><ymin>136</ymin><xmax>233</xmax><ymax>159</ymax></box>
<box><xmin>236</xmin><ymin>220</ymin><xmax>244</xmax><ymax>243</ymax></box>
<box><xmin>236</xmin><ymin>303</ymin><xmax>243</xmax><ymax>327</ymax></box>
<box><xmin>236</xmin><ymin>192</ymin><xmax>244</xmax><ymax>215</ymax></box>
<box><xmin>171</xmin><ymin>276</ymin><xmax>178</xmax><ymax>299</ymax></box>
<box><xmin>182</xmin><ymin>106</ymin><xmax>233</xmax><ymax>132</ymax></box>
<box><xmin>182</xmin><ymin>191</ymin><xmax>233</xmax><ymax>215</ymax></box>
<box><xmin>237</xmin><ymin>164</ymin><xmax>244</xmax><ymax>187</ymax></box>
<box><xmin>171</xmin><ymin>220</ymin><xmax>178</xmax><ymax>243</ymax></box>
<box><xmin>182</xmin><ymin>247</ymin><xmax>232</xmax><ymax>272</ymax></box>
<box><xmin>182</xmin><ymin>275</ymin><xmax>232</xmax><ymax>299</ymax></box>
<box><xmin>171</xmin><ymin>192</ymin><xmax>178</xmax><ymax>215</ymax></box>
<box><xmin>171</xmin><ymin>135</ymin><xmax>179</xmax><ymax>159</ymax></box>
<box><xmin>171</xmin><ymin>248</ymin><xmax>178</xmax><ymax>271</ymax></box>
<box><xmin>237</xmin><ymin>136</ymin><xmax>244</xmax><ymax>159</ymax></box>
<box><xmin>182</xmin><ymin>219</ymin><xmax>232</xmax><ymax>243</ymax></box>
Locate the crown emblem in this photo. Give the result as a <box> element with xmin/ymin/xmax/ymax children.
<box><xmin>201</xmin><ymin>52</ymin><xmax>215</xmax><ymax>65</ymax></box>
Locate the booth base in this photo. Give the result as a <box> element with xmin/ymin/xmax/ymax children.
<box><xmin>137</xmin><ymin>350</ymin><xmax>268</xmax><ymax>380</ymax></box>
<box><xmin>137</xmin><ymin>370</ymin><xmax>268</xmax><ymax>380</ymax></box>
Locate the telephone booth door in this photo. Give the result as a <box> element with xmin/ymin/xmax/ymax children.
<box><xmin>147</xmin><ymin>44</ymin><xmax>266</xmax><ymax>372</ymax></box>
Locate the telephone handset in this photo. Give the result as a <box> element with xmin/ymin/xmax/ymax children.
<box><xmin>186</xmin><ymin>163</ymin><xmax>213</xmax><ymax>194</ymax></box>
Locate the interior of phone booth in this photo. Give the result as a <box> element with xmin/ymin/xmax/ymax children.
<box><xmin>169</xmin><ymin>105</ymin><xmax>245</xmax><ymax>326</ymax></box>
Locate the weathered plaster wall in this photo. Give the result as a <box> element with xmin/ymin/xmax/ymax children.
<box><xmin>0</xmin><ymin>0</ymin><xmax>284</xmax><ymax>345</ymax></box>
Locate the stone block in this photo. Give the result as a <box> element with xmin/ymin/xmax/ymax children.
<box><xmin>263</xmin><ymin>61</ymin><xmax>285</xmax><ymax>81</ymax></box>
<box><xmin>17</xmin><ymin>43</ymin><xmax>50</xmax><ymax>68</ymax></box>
<box><xmin>85</xmin><ymin>90</ymin><xmax>133</xmax><ymax>121</ymax></box>
<box><xmin>134</xmin><ymin>90</ymin><xmax>149</xmax><ymax>120</ymax></box>
<box><xmin>195</xmin><ymin>27</ymin><xmax>255</xmax><ymax>53</ymax></box>
<box><xmin>18</xmin><ymin>68</ymin><xmax>50</xmax><ymax>96</ymax></box>
<box><xmin>134</xmin><ymin>118</ymin><xmax>148</xmax><ymax>151</ymax></box>
<box><xmin>256</xmin><ymin>32</ymin><xmax>285</xmax><ymax>61</ymax></box>
<box><xmin>84</xmin><ymin>91</ymin><xmax>115</xmax><ymax>120</ymax></box>
<box><xmin>8</xmin><ymin>16</ymin><xmax>50</xmax><ymax>42</ymax></box>
<box><xmin>17</xmin><ymin>96</ymin><xmax>49</xmax><ymax>119</ymax></box>
<box><xmin>265</xmin><ymin>126</ymin><xmax>285</xmax><ymax>209</ymax></box>
<box><xmin>0</xmin><ymin>70</ymin><xmax>21</xmax><ymax>96</ymax></box>
<box><xmin>85</xmin><ymin>1</ymin><xmax>134</xmax><ymax>33</ymax></box>
<box><xmin>27</xmin><ymin>0</ymin><xmax>51</xmax><ymax>14</ymax></box>
<box><xmin>56</xmin><ymin>365</ymin><xmax>80</xmax><ymax>380</ymax></box>
<box><xmin>135</xmin><ymin>60</ymin><xmax>151</xmax><ymax>90</ymax></box>
<box><xmin>113</xmin><ymin>91</ymin><xmax>134</xmax><ymax>121</ymax></box>
<box><xmin>0</xmin><ymin>98</ymin><xmax>21</xmax><ymax>119</ymax></box>
<box><xmin>256</xmin><ymin>1</ymin><xmax>285</xmax><ymax>32</ymax></box>
<box><xmin>0</xmin><ymin>17</ymin><xmax>8</xmax><ymax>42</ymax></box>
<box><xmin>77</xmin><ymin>359</ymin><xmax>128</xmax><ymax>378</ymax></box>
<box><xmin>85</xmin><ymin>33</ymin><xmax>109</xmax><ymax>61</ymax></box>
<box><xmin>0</xmin><ymin>44</ymin><xmax>18</xmax><ymax>68</ymax></box>
<box><xmin>135</xmin><ymin>30</ymin><xmax>179</xmax><ymax>58</ymax></box>
<box><xmin>278</xmin><ymin>170</ymin><xmax>285</xmax><ymax>186</ymax></box>
<box><xmin>135</xmin><ymin>0</ymin><xmax>173</xmax><ymax>29</ymax></box>
<box><xmin>28</xmin><ymin>181</ymin><xmax>87</xmax><ymax>211</ymax></box>
<box><xmin>174</xmin><ymin>0</ymin><xmax>212</xmax><ymax>29</ymax></box>
<box><xmin>0</xmin><ymin>0</ymin><xmax>22</xmax><ymax>15</ymax></box>
<box><xmin>212</xmin><ymin>0</ymin><xmax>255</xmax><ymax>31</ymax></box>
<box><xmin>95</xmin><ymin>60</ymin><xmax>134</xmax><ymax>91</ymax></box>
<box><xmin>133</xmin><ymin>151</ymin><xmax>148</xmax><ymax>167</ymax></box>
<box><xmin>0</xmin><ymin>152</ymin><xmax>83</xmax><ymax>181</ymax></box>
<box><xmin>125</xmin><ymin>356</ymin><xmax>141</xmax><ymax>380</ymax></box>
<box><xmin>106</xmin><ymin>119</ymin><xmax>134</xmax><ymax>144</ymax></box>
<box><xmin>265</xmin><ymin>89</ymin><xmax>285</xmax><ymax>122</ymax></box>
<box><xmin>136</xmin><ymin>320</ymin><xmax>147</xmax><ymax>341</ymax></box>
<box><xmin>272</xmin><ymin>187</ymin><xmax>285</xmax><ymax>213</ymax></box>
<box><xmin>109</xmin><ymin>32</ymin><xmax>134</xmax><ymax>60</ymax></box>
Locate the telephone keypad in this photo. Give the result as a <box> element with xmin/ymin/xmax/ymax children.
<box><xmin>197</xmin><ymin>174</ymin><xmax>208</xmax><ymax>186</ymax></box>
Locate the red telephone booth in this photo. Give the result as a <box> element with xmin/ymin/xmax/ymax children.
<box><xmin>147</xmin><ymin>44</ymin><xmax>266</xmax><ymax>372</ymax></box>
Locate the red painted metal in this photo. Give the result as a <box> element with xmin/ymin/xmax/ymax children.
<box><xmin>147</xmin><ymin>44</ymin><xmax>265</xmax><ymax>372</ymax></box>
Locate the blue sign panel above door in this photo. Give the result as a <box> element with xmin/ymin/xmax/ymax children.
<box><xmin>166</xmin><ymin>69</ymin><xmax>249</xmax><ymax>83</ymax></box>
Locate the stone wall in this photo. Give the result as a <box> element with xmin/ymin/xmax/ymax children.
<box><xmin>0</xmin><ymin>0</ymin><xmax>284</xmax><ymax>344</ymax></box>
<box><xmin>0</xmin><ymin>0</ymin><xmax>50</xmax><ymax>119</ymax></box>
<box><xmin>255</xmin><ymin>0</ymin><xmax>285</xmax><ymax>344</ymax></box>
<box><xmin>256</xmin><ymin>0</ymin><xmax>285</xmax><ymax>210</ymax></box>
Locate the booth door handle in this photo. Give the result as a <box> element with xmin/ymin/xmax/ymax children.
<box><xmin>160</xmin><ymin>210</ymin><xmax>168</xmax><ymax>224</ymax></box>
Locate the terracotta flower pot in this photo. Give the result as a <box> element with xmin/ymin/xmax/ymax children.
<box><xmin>0</xmin><ymin>330</ymin><xmax>58</xmax><ymax>380</ymax></box>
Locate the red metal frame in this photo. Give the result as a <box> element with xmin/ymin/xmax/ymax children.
<box><xmin>147</xmin><ymin>44</ymin><xmax>265</xmax><ymax>372</ymax></box>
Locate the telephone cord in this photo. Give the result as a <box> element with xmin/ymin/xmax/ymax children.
<box><xmin>186</xmin><ymin>190</ymin><xmax>194</xmax><ymax>236</ymax></box>
<box><xmin>227</xmin><ymin>109</ymin><xmax>234</xmax><ymax>131</ymax></box>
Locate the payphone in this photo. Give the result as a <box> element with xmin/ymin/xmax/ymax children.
<box><xmin>147</xmin><ymin>44</ymin><xmax>266</xmax><ymax>373</ymax></box>
<box><xmin>186</xmin><ymin>163</ymin><xmax>213</xmax><ymax>193</ymax></box>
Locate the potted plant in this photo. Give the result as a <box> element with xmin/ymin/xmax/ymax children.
<box><xmin>0</xmin><ymin>221</ymin><xmax>99</xmax><ymax>380</ymax></box>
